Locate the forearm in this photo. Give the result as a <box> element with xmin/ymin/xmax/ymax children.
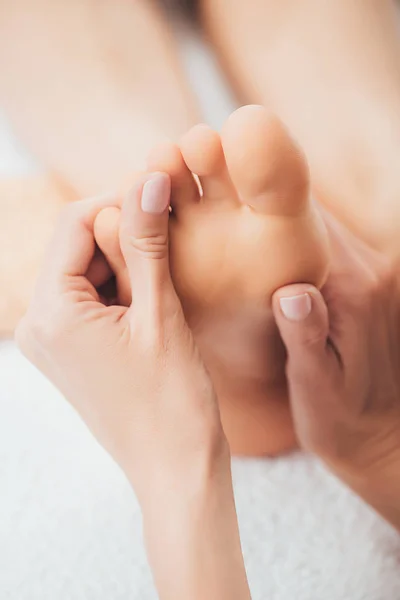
<box><xmin>328</xmin><ymin>436</ymin><xmax>400</xmax><ymax>531</ymax></box>
<box><xmin>142</xmin><ymin>461</ymin><xmax>251</xmax><ymax>600</ymax></box>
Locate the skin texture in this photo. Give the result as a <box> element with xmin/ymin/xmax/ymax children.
<box><xmin>0</xmin><ymin>0</ymin><xmax>199</xmax><ymax>334</ymax></box>
<box><xmin>94</xmin><ymin>106</ymin><xmax>331</xmax><ymax>457</ymax></box>
<box><xmin>4</xmin><ymin>0</ymin><xmax>400</xmax><ymax>463</ymax></box>
<box><xmin>17</xmin><ymin>169</ymin><xmax>400</xmax><ymax>600</ymax></box>
<box><xmin>272</xmin><ymin>214</ymin><xmax>400</xmax><ymax>530</ymax></box>
<box><xmin>4</xmin><ymin>0</ymin><xmax>400</xmax><ymax>339</ymax></box>
<box><xmin>16</xmin><ymin>175</ymin><xmax>251</xmax><ymax>600</ymax></box>
<box><xmin>200</xmin><ymin>0</ymin><xmax>400</xmax><ymax>260</ymax></box>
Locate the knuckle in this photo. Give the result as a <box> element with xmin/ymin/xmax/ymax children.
<box><xmin>38</xmin><ymin>319</ymin><xmax>65</xmax><ymax>347</ymax></box>
<box><xmin>298</xmin><ymin>323</ymin><xmax>326</xmax><ymax>350</ymax></box>
<box><xmin>128</xmin><ymin>232</ymin><xmax>168</xmax><ymax>259</ymax></box>
<box><xmin>21</xmin><ymin>306</ymin><xmax>69</xmax><ymax>351</ymax></box>
<box><xmin>14</xmin><ymin>313</ymin><xmax>48</xmax><ymax>361</ymax></box>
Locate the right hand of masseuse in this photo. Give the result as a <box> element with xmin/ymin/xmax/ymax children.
<box><xmin>272</xmin><ymin>215</ymin><xmax>400</xmax><ymax>527</ymax></box>
<box><xmin>15</xmin><ymin>173</ymin><xmax>228</xmax><ymax>507</ymax></box>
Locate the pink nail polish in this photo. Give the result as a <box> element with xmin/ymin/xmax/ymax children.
<box><xmin>280</xmin><ymin>294</ymin><xmax>312</xmax><ymax>321</ymax></box>
<box><xmin>141</xmin><ymin>173</ymin><xmax>170</xmax><ymax>214</ymax></box>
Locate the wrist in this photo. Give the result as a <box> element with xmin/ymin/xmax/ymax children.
<box><xmin>327</xmin><ymin>419</ymin><xmax>400</xmax><ymax>529</ymax></box>
<box><xmin>141</xmin><ymin>451</ymin><xmax>250</xmax><ymax>600</ymax></box>
<box><xmin>140</xmin><ymin>436</ymin><xmax>232</xmax><ymax>525</ymax></box>
<box><xmin>124</xmin><ymin>422</ymin><xmax>231</xmax><ymax>505</ymax></box>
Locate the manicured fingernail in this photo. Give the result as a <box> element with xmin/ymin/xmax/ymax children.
<box><xmin>141</xmin><ymin>173</ymin><xmax>170</xmax><ymax>214</ymax></box>
<box><xmin>280</xmin><ymin>294</ymin><xmax>312</xmax><ymax>321</ymax></box>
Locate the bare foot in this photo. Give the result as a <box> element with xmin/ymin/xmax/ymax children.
<box><xmin>0</xmin><ymin>175</ymin><xmax>76</xmax><ymax>336</ymax></box>
<box><xmin>94</xmin><ymin>106</ymin><xmax>330</xmax><ymax>456</ymax></box>
<box><xmin>201</xmin><ymin>0</ymin><xmax>400</xmax><ymax>260</ymax></box>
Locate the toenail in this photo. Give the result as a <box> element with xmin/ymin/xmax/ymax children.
<box><xmin>141</xmin><ymin>173</ymin><xmax>170</xmax><ymax>214</ymax></box>
<box><xmin>280</xmin><ymin>294</ymin><xmax>311</xmax><ymax>321</ymax></box>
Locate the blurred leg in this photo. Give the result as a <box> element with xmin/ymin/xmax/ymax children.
<box><xmin>0</xmin><ymin>0</ymin><xmax>199</xmax><ymax>195</ymax></box>
<box><xmin>201</xmin><ymin>0</ymin><xmax>400</xmax><ymax>258</ymax></box>
<box><xmin>0</xmin><ymin>0</ymin><xmax>199</xmax><ymax>333</ymax></box>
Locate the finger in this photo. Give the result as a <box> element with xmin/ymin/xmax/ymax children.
<box><xmin>43</xmin><ymin>193</ymin><xmax>120</xmax><ymax>282</ymax></box>
<box><xmin>94</xmin><ymin>207</ymin><xmax>126</xmax><ymax>276</ymax></box>
<box><xmin>94</xmin><ymin>206</ymin><xmax>132</xmax><ymax>306</ymax></box>
<box><xmin>86</xmin><ymin>248</ymin><xmax>114</xmax><ymax>288</ymax></box>
<box><xmin>119</xmin><ymin>172</ymin><xmax>178</xmax><ymax>316</ymax></box>
<box><xmin>272</xmin><ymin>283</ymin><xmax>340</xmax><ymax>385</ymax></box>
<box><xmin>272</xmin><ymin>283</ymin><xmax>345</xmax><ymax>452</ymax></box>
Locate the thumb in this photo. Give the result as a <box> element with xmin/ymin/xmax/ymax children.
<box><xmin>272</xmin><ymin>284</ymin><xmax>335</xmax><ymax>384</ymax></box>
<box><xmin>273</xmin><ymin>283</ymin><xmax>349</xmax><ymax>459</ymax></box>
<box><xmin>120</xmin><ymin>172</ymin><xmax>176</xmax><ymax>312</ymax></box>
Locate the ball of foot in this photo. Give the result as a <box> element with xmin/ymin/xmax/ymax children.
<box><xmin>95</xmin><ymin>106</ymin><xmax>330</xmax><ymax>457</ymax></box>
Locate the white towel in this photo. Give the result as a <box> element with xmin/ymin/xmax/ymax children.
<box><xmin>1</xmin><ymin>342</ymin><xmax>399</xmax><ymax>600</ymax></box>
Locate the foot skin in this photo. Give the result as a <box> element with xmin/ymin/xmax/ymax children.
<box><xmin>201</xmin><ymin>0</ymin><xmax>400</xmax><ymax>260</ymax></box>
<box><xmin>95</xmin><ymin>106</ymin><xmax>330</xmax><ymax>456</ymax></box>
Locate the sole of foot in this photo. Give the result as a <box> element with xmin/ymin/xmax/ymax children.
<box><xmin>95</xmin><ymin>105</ymin><xmax>330</xmax><ymax>456</ymax></box>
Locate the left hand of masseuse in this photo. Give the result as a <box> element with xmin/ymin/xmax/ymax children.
<box><xmin>272</xmin><ymin>215</ymin><xmax>400</xmax><ymax>528</ymax></box>
<box><xmin>16</xmin><ymin>173</ymin><xmax>228</xmax><ymax>505</ymax></box>
<box><xmin>16</xmin><ymin>173</ymin><xmax>251</xmax><ymax>600</ymax></box>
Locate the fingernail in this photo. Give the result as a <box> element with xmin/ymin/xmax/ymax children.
<box><xmin>280</xmin><ymin>294</ymin><xmax>312</xmax><ymax>321</ymax></box>
<box><xmin>141</xmin><ymin>173</ymin><xmax>170</xmax><ymax>214</ymax></box>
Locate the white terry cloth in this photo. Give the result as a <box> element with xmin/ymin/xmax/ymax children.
<box><xmin>1</xmin><ymin>342</ymin><xmax>400</xmax><ymax>600</ymax></box>
<box><xmin>1</xmin><ymin>24</ymin><xmax>400</xmax><ymax>600</ymax></box>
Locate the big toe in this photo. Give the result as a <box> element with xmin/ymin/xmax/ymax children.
<box><xmin>221</xmin><ymin>105</ymin><xmax>310</xmax><ymax>216</ymax></box>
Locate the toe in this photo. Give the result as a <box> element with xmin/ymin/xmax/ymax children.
<box><xmin>147</xmin><ymin>141</ymin><xmax>199</xmax><ymax>215</ymax></box>
<box><xmin>94</xmin><ymin>207</ymin><xmax>131</xmax><ymax>305</ymax></box>
<box><xmin>180</xmin><ymin>124</ymin><xmax>238</xmax><ymax>206</ymax></box>
<box><xmin>221</xmin><ymin>105</ymin><xmax>310</xmax><ymax>216</ymax></box>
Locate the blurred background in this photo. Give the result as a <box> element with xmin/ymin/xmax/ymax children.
<box><xmin>1</xmin><ymin>2</ymin><xmax>400</xmax><ymax>599</ymax></box>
